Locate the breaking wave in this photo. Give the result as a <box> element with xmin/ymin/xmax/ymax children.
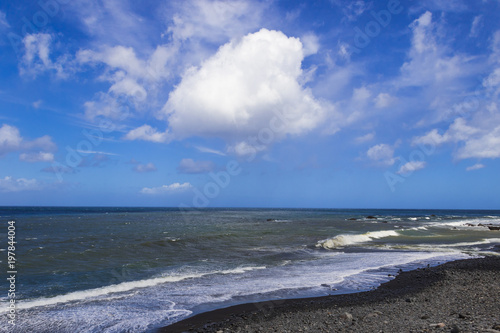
<box><xmin>317</xmin><ymin>230</ymin><xmax>400</xmax><ymax>249</ymax></box>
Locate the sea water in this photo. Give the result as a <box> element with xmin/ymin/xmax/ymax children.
<box><xmin>0</xmin><ymin>207</ymin><xmax>499</xmax><ymax>332</ymax></box>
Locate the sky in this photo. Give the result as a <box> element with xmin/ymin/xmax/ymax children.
<box><xmin>0</xmin><ymin>0</ymin><xmax>499</xmax><ymax>209</ymax></box>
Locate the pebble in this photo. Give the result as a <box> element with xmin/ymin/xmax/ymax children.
<box><xmin>340</xmin><ymin>312</ymin><xmax>353</xmax><ymax>321</ymax></box>
<box><xmin>429</xmin><ymin>323</ymin><xmax>446</xmax><ymax>328</ymax></box>
<box><xmin>364</xmin><ymin>311</ymin><xmax>383</xmax><ymax>320</ymax></box>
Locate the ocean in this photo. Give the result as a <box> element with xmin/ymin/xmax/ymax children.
<box><xmin>1</xmin><ymin>207</ymin><xmax>499</xmax><ymax>332</ymax></box>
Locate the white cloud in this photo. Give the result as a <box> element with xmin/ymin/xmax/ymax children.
<box><xmin>352</xmin><ymin>86</ymin><xmax>371</xmax><ymax>102</ymax></box>
<box><xmin>19</xmin><ymin>152</ymin><xmax>54</xmax><ymax>163</ymax></box>
<box><xmin>0</xmin><ymin>176</ymin><xmax>42</xmax><ymax>192</ymax></box>
<box><xmin>195</xmin><ymin>145</ymin><xmax>226</xmax><ymax>156</ymax></box>
<box><xmin>227</xmin><ymin>141</ymin><xmax>267</xmax><ymax>157</ymax></box>
<box><xmin>162</xmin><ymin>28</ymin><xmax>325</xmax><ymax>151</ymax></box>
<box><xmin>338</xmin><ymin>0</ymin><xmax>369</xmax><ymax>22</ymax></box>
<box><xmin>0</xmin><ymin>124</ymin><xmax>23</xmax><ymax>155</ymax></box>
<box><xmin>456</xmin><ymin>125</ymin><xmax>500</xmax><ymax>159</ymax></box>
<box><xmin>374</xmin><ymin>93</ymin><xmax>396</xmax><ymax>108</ymax></box>
<box><xmin>469</xmin><ymin>15</ymin><xmax>483</xmax><ymax>38</ymax></box>
<box><xmin>396</xmin><ymin>11</ymin><xmax>479</xmax><ymax>125</ymax></box>
<box><xmin>60</xmin><ymin>0</ymin><xmax>269</xmax><ymax>128</ymax></box>
<box><xmin>413</xmin><ymin>118</ymin><xmax>500</xmax><ymax>160</ymax></box>
<box><xmin>412</xmin><ymin>118</ymin><xmax>479</xmax><ymax>146</ymax></box>
<box><xmin>397</xmin><ymin>161</ymin><xmax>426</xmax><ymax>175</ymax></box>
<box><xmin>0</xmin><ymin>11</ymin><xmax>9</xmax><ymax>29</ymax></box>
<box><xmin>167</xmin><ymin>0</ymin><xmax>266</xmax><ymax>44</ymax></box>
<box><xmin>83</xmin><ymin>92</ymin><xmax>131</xmax><ymax>121</ymax></box>
<box><xmin>466</xmin><ymin>163</ymin><xmax>484</xmax><ymax>171</ymax></box>
<box><xmin>109</xmin><ymin>76</ymin><xmax>147</xmax><ymax>100</ymax></box>
<box><xmin>124</xmin><ymin>125</ymin><xmax>171</xmax><ymax>143</ymax></box>
<box><xmin>66</xmin><ymin>0</ymin><xmax>157</xmax><ymax>51</ymax></box>
<box><xmin>133</xmin><ymin>162</ymin><xmax>157</xmax><ymax>173</ymax></box>
<box><xmin>75</xmin><ymin>150</ymin><xmax>118</xmax><ymax>155</ymax></box>
<box><xmin>32</xmin><ymin>100</ymin><xmax>43</xmax><ymax>109</ymax></box>
<box><xmin>301</xmin><ymin>33</ymin><xmax>320</xmax><ymax>56</ymax></box>
<box><xmin>177</xmin><ymin>158</ymin><xmax>215</xmax><ymax>174</ymax></box>
<box><xmin>400</xmin><ymin>12</ymin><xmax>465</xmax><ymax>87</ymax></box>
<box><xmin>0</xmin><ymin>124</ymin><xmax>56</xmax><ymax>158</ymax></box>
<box><xmin>366</xmin><ymin>143</ymin><xmax>396</xmax><ymax>166</ymax></box>
<box><xmin>78</xmin><ymin>44</ymin><xmax>179</xmax><ymax>121</ymax></box>
<box><xmin>417</xmin><ymin>0</ymin><xmax>467</xmax><ymax>13</ymax></box>
<box><xmin>140</xmin><ymin>182</ymin><xmax>192</xmax><ymax>194</ymax></box>
<box><xmin>77</xmin><ymin>45</ymin><xmax>168</xmax><ymax>82</ymax></box>
<box><xmin>20</xmin><ymin>33</ymin><xmax>69</xmax><ymax>78</ymax></box>
<box><xmin>355</xmin><ymin>132</ymin><xmax>375</xmax><ymax>144</ymax></box>
<box><xmin>337</xmin><ymin>42</ymin><xmax>351</xmax><ymax>60</ymax></box>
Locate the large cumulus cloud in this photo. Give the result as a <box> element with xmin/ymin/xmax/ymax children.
<box><xmin>159</xmin><ymin>28</ymin><xmax>326</xmax><ymax>153</ymax></box>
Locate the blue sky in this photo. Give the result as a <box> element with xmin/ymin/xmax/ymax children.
<box><xmin>0</xmin><ymin>0</ymin><xmax>499</xmax><ymax>209</ymax></box>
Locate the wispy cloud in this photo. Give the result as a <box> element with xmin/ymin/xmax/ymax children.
<box><xmin>0</xmin><ymin>176</ymin><xmax>42</xmax><ymax>192</ymax></box>
<box><xmin>19</xmin><ymin>152</ymin><xmax>54</xmax><ymax>163</ymax></box>
<box><xmin>469</xmin><ymin>15</ymin><xmax>483</xmax><ymax>37</ymax></box>
<box><xmin>466</xmin><ymin>163</ymin><xmax>484</xmax><ymax>171</ymax></box>
<box><xmin>0</xmin><ymin>10</ymin><xmax>9</xmax><ymax>29</ymax></box>
<box><xmin>354</xmin><ymin>132</ymin><xmax>375</xmax><ymax>144</ymax></box>
<box><xmin>177</xmin><ymin>159</ymin><xmax>215</xmax><ymax>174</ymax></box>
<box><xmin>41</xmin><ymin>165</ymin><xmax>76</xmax><ymax>174</ymax></box>
<box><xmin>133</xmin><ymin>162</ymin><xmax>157</xmax><ymax>173</ymax></box>
<box><xmin>75</xmin><ymin>149</ymin><xmax>119</xmax><ymax>156</ymax></box>
<box><xmin>195</xmin><ymin>146</ymin><xmax>226</xmax><ymax>156</ymax></box>
<box><xmin>140</xmin><ymin>182</ymin><xmax>192</xmax><ymax>195</ymax></box>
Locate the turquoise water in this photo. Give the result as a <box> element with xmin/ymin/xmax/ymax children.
<box><xmin>1</xmin><ymin>207</ymin><xmax>499</xmax><ymax>332</ymax></box>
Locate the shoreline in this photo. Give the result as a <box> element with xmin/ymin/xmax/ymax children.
<box><xmin>158</xmin><ymin>256</ymin><xmax>500</xmax><ymax>333</ymax></box>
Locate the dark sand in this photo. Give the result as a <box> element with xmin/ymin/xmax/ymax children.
<box><xmin>158</xmin><ymin>256</ymin><xmax>500</xmax><ymax>333</ymax></box>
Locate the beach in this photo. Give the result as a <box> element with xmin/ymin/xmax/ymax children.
<box><xmin>160</xmin><ymin>256</ymin><xmax>500</xmax><ymax>333</ymax></box>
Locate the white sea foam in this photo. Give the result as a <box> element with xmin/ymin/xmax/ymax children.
<box><xmin>317</xmin><ymin>230</ymin><xmax>400</xmax><ymax>249</ymax></box>
<box><xmin>1</xmin><ymin>266</ymin><xmax>267</xmax><ymax>312</ymax></box>
<box><xmin>219</xmin><ymin>266</ymin><xmax>267</xmax><ymax>274</ymax></box>
<box><xmin>409</xmin><ymin>226</ymin><xmax>428</xmax><ymax>231</ymax></box>
<box><xmin>429</xmin><ymin>218</ymin><xmax>500</xmax><ymax>230</ymax></box>
<box><xmin>437</xmin><ymin>238</ymin><xmax>500</xmax><ymax>247</ymax></box>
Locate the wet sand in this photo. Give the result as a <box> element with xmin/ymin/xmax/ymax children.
<box><xmin>158</xmin><ymin>256</ymin><xmax>500</xmax><ymax>333</ymax></box>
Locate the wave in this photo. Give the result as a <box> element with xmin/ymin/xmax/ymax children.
<box><xmin>428</xmin><ymin>218</ymin><xmax>500</xmax><ymax>230</ymax></box>
<box><xmin>0</xmin><ymin>266</ymin><xmax>267</xmax><ymax>312</ymax></box>
<box><xmin>317</xmin><ymin>230</ymin><xmax>400</xmax><ymax>249</ymax></box>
